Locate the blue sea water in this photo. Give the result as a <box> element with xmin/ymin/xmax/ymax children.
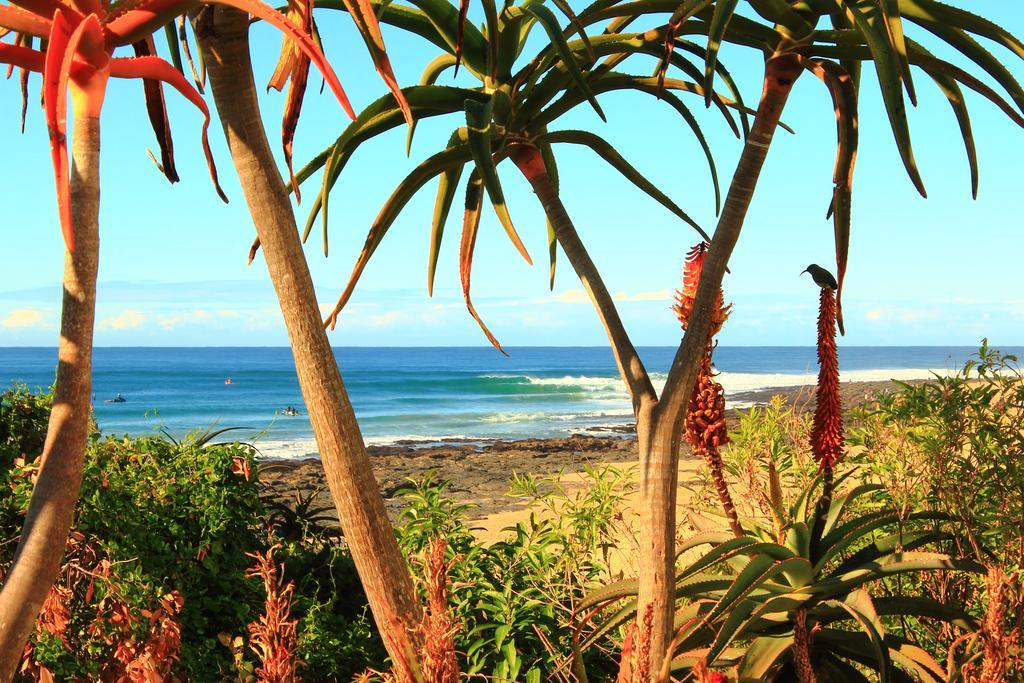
<box><xmin>0</xmin><ymin>346</ymin><xmax>1011</xmax><ymax>459</ymax></box>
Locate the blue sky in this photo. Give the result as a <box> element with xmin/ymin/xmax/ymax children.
<box><xmin>2</xmin><ymin>2</ymin><xmax>1023</xmax><ymax>347</ymax></box>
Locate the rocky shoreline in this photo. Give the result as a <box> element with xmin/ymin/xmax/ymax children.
<box><xmin>257</xmin><ymin>379</ymin><xmax>910</xmax><ymax>522</ymax></box>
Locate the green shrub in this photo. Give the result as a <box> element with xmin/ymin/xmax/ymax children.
<box><xmin>850</xmin><ymin>341</ymin><xmax>1024</xmax><ymax>573</ymax></box>
<box><xmin>0</xmin><ymin>383</ymin><xmax>53</xmax><ymax>467</ymax></box>
<box><xmin>396</xmin><ymin>466</ymin><xmax>632</xmax><ymax>681</ymax></box>
<box><xmin>78</xmin><ymin>434</ymin><xmax>264</xmax><ymax>677</ymax></box>
<box><xmin>847</xmin><ymin>342</ymin><xmax>1024</xmax><ymax>678</ymax></box>
<box><xmin>0</xmin><ymin>386</ymin><xmax>382</xmax><ymax>681</ymax></box>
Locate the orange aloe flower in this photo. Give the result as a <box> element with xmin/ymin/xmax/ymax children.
<box><xmin>674</xmin><ymin>242</ymin><xmax>742</xmax><ymax>537</ymax></box>
<box><xmin>811</xmin><ymin>286</ymin><xmax>843</xmax><ymax>473</ymax></box>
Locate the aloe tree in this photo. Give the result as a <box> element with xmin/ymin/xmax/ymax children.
<box><xmin>275</xmin><ymin>0</ymin><xmax>747</xmax><ymax>675</ymax></box>
<box><xmin>190</xmin><ymin>4</ymin><xmax>432</xmax><ymax>672</ymax></box>
<box><xmin>0</xmin><ymin>0</ymin><xmax>351</xmax><ymax>674</ymax></box>
<box><xmin>554</xmin><ymin>0</ymin><xmax>1024</xmax><ymax>668</ymax></box>
<box><xmin>273</xmin><ymin>0</ymin><xmax>1023</xmax><ymax>672</ymax></box>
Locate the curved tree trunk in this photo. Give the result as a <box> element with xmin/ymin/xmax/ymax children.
<box><xmin>192</xmin><ymin>8</ymin><xmax>423</xmax><ymax>672</ymax></box>
<box><xmin>511</xmin><ymin>144</ymin><xmax>658</xmax><ymax>419</ymax></box>
<box><xmin>636</xmin><ymin>54</ymin><xmax>804</xmax><ymax>673</ymax></box>
<box><xmin>0</xmin><ymin>111</ymin><xmax>101</xmax><ymax>681</ymax></box>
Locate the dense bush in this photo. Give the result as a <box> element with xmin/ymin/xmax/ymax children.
<box><xmin>0</xmin><ymin>387</ymin><xmax>383</xmax><ymax>680</ymax></box>
<box><xmin>396</xmin><ymin>467</ymin><xmax>633</xmax><ymax>681</ymax></box>
<box><xmin>848</xmin><ymin>342</ymin><xmax>1024</xmax><ymax>679</ymax></box>
<box><xmin>0</xmin><ymin>383</ymin><xmax>53</xmax><ymax>460</ymax></box>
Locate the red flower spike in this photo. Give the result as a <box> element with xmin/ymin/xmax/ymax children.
<box><xmin>673</xmin><ymin>242</ymin><xmax>730</xmax><ymax>336</ymax></box>
<box><xmin>685</xmin><ymin>354</ymin><xmax>729</xmax><ymax>454</ymax></box>
<box><xmin>811</xmin><ymin>287</ymin><xmax>843</xmax><ymax>472</ymax></box>
<box><xmin>675</xmin><ymin>241</ymin><xmax>742</xmax><ymax>537</ymax></box>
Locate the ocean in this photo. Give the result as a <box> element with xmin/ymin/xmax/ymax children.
<box><xmin>0</xmin><ymin>346</ymin><xmax>1008</xmax><ymax>459</ymax></box>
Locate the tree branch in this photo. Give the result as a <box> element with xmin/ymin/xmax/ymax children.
<box><xmin>512</xmin><ymin>144</ymin><xmax>658</xmax><ymax>415</ymax></box>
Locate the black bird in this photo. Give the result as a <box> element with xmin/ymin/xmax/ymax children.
<box><xmin>802</xmin><ymin>263</ymin><xmax>846</xmax><ymax>336</ymax></box>
<box><xmin>801</xmin><ymin>264</ymin><xmax>838</xmax><ymax>290</ymax></box>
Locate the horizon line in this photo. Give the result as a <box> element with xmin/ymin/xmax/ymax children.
<box><xmin>1</xmin><ymin>344</ymin><xmax>1015</xmax><ymax>350</ymax></box>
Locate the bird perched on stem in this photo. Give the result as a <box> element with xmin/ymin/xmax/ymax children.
<box><xmin>802</xmin><ymin>264</ymin><xmax>845</xmax><ymax>336</ymax></box>
<box><xmin>801</xmin><ymin>264</ymin><xmax>838</xmax><ymax>290</ymax></box>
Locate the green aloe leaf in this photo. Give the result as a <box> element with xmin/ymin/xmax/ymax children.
<box><xmin>705</xmin><ymin>0</ymin><xmax>740</xmax><ymax>107</ymax></box>
<box><xmin>677</xmin><ymin>536</ymin><xmax>760</xmax><ymax>579</ymax></box>
<box><xmin>324</xmin><ymin>142</ymin><xmax>473</xmax><ymax>328</ymax></box>
<box><xmin>407</xmin><ymin>54</ymin><xmax>458</xmax><ymax>154</ymax></box>
<box><xmin>480</xmin><ymin>0</ymin><xmax>499</xmax><ymax>79</ymax></box>
<box><xmin>405</xmin><ymin>0</ymin><xmax>489</xmax><ymax>73</ymax></box>
<box><xmin>464</xmin><ymin>95</ymin><xmax>533</xmax><ymax>264</ymax></box>
<box><xmin>823</xmin><ymin>482</ymin><xmax>880</xmax><ymax>535</ymax></box>
<box><xmin>831</xmin><ymin>529</ymin><xmax>948</xmax><ymax>575</ymax></box>
<box><xmin>814</xmin><ymin>510</ymin><xmax>946</xmax><ymax>573</ymax></box>
<box><xmin>800</xmin><ymin>44</ymin><xmax>1024</xmax><ymax>128</ymax></box>
<box><xmin>163</xmin><ymin>22</ymin><xmax>184</xmax><ymax>73</ymax></box>
<box><xmin>459</xmin><ymin>171</ymin><xmax>508</xmax><ymax>354</ymax></box>
<box><xmin>300</xmin><ymin>86</ymin><xmax>486</xmax><ymax>234</ymax></box>
<box><xmin>737</xmin><ymin>635</ymin><xmax>794</xmax><ymax>680</ymax></box>
<box><xmin>902</xmin><ymin>0</ymin><xmax>1024</xmax><ymax>63</ymax></box>
<box><xmin>672</xmin><ymin>38</ymin><xmax>751</xmax><ymax>139</ymax></box>
<box><xmin>428</xmin><ymin>130</ymin><xmax>468</xmax><ymax>296</ymax></box>
<box><xmin>915</xmin><ymin>60</ymin><xmax>977</xmax><ymax>198</ymax></box>
<box><xmin>801</xmin><ymin>56</ymin><xmax>858</xmax><ymax>336</ymax></box>
<box><xmin>531</xmin><ymin>74</ymin><xmax>730</xmax><ymax>214</ymax></box>
<box><xmin>539</xmin><ymin>139</ymin><xmax>560</xmax><ymax>289</ymax></box>
<box><xmin>676</xmin><ymin>555</ymin><xmax>808</xmax><ymax>652</ymax></box>
<box><xmin>810</xmin><ymin>552</ymin><xmax>984</xmax><ymax>598</ymax></box>
<box><xmin>814</xmin><ymin>595</ymin><xmax>977</xmax><ymax>632</ymax></box>
<box><xmin>821</xmin><ymin>590</ymin><xmax>892</xmax><ymax>683</ymax></box>
<box><xmin>877</xmin><ymin>0</ymin><xmax>917</xmax><ymax>103</ymax></box>
<box><xmin>840</xmin><ymin>0</ymin><xmax>926</xmax><ymax>196</ymax></box>
<box><xmin>523</xmin><ymin>4</ymin><xmax>606</xmax><ymax>121</ymax></box>
<box><xmin>902</xmin><ymin>10</ymin><xmax>1024</xmax><ymax>117</ymax></box>
<box><xmin>815</xmin><ymin>653</ymin><xmax>875</xmax><ymax>682</ymax></box>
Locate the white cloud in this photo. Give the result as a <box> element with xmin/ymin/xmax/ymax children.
<box><xmin>899</xmin><ymin>309</ymin><xmax>936</xmax><ymax>323</ymax></box>
<box><xmin>363</xmin><ymin>311</ymin><xmax>407</xmax><ymax>327</ymax></box>
<box><xmin>1</xmin><ymin>308</ymin><xmax>47</xmax><ymax>329</ymax></box>
<box><xmin>156</xmin><ymin>308</ymin><xmax>243</xmax><ymax>330</ymax></box>
<box><xmin>865</xmin><ymin>307</ymin><xmax>938</xmax><ymax>323</ymax></box>
<box><xmin>614</xmin><ymin>289</ymin><xmax>672</xmax><ymax>303</ymax></box>
<box><xmin>99</xmin><ymin>309</ymin><xmax>147</xmax><ymax>330</ymax></box>
<box><xmin>551</xmin><ymin>289</ymin><xmax>588</xmax><ymax>304</ymax></box>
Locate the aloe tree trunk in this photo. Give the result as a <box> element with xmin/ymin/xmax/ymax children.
<box><xmin>520</xmin><ymin>54</ymin><xmax>802</xmax><ymax>675</ymax></box>
<box><xmin>638</xmin><ymin>53</ymin><xmax>803</xmax><ymax>672</ymax></box>
<box><xmin>0</xmin><ymin>109</ymin><xmax>101</xmax><ymax>681</ymax></box>
<box><xmin>192</xmin><ymin>7</ymin><xmax>423</xmax><ymax>669</ymax></box>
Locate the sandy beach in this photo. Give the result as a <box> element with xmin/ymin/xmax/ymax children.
<box><xmin>258</xmin><ymin>379</ymin><xmax>907</xmax><ymax>527</ymax></box>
